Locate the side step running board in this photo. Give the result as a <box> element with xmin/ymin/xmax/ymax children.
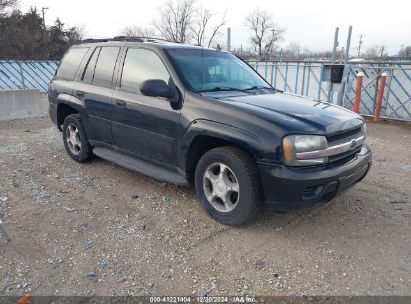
<box><xmin>93</xmin><ymin>147</ymin><xmax>189</xmax><ymax>186</ymax></box>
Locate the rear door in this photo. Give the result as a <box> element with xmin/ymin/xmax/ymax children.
<box><xmin>73</xmin><ymin>46</ymin><xmax>121</xmax><ymax>145</ymax></box>
<box><xmin>111</xmin><ymin>47</ymin><xmax>181</xmax><ymax>165</ymax></box>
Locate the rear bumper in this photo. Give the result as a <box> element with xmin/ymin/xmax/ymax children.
<box><xmin>257</xmin><ymin>144</ymin><xmax>372</xmax><ymax>212</ymax></box>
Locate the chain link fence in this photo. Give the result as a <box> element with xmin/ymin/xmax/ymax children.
<box><xmin>344</xmin><ymin>64</ymin><xmax>411</xmax><ymax>120</ymax></box>
<box><xmin>249</xmin><ymin>61</ymin><xmax>411</xmax><ymax>122</ymax></box>
<box><xmin>0</xmin><ymin>59</ymin><xmax>410</xmax><ymax>121</ymax></box>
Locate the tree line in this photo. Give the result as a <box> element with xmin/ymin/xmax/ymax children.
<box><xmin>119</xmin><ymin>1</ymin><xmax>284</xmax><ymax>60</ymax></box>
<box><xmin>1</xmin><ymin>0</ymin><xmax>410</xmax><ymax>61</ymax></box>
<box><xmin>0</xmin><ymin>0</ymin><xmax>83</xmax><ymax>59</ymax></box>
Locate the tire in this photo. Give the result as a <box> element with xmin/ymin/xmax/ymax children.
<box><xmin>194</xmin><ymin>146</ymin><xmax>262</xmax><ymax>225</ymax></box>
<box><xmin>62</xmin><ymin>114</ymin><xmax>92</xmax><ymax>163</ymax></box>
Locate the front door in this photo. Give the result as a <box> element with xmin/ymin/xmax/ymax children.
<box><xmin>111</xmin><ymin>48</ymin><xmax>181</xmax><ymax>166</ymax></box>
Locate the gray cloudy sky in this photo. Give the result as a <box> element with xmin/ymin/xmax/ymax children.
<box><xmin>21</xmin><ymin>0</ymin><xmax>411</xmax><ymax>55</ymax></box>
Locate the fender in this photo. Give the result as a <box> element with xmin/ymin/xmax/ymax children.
<box><xmin>54</xmin><ymin>93</ymin><xmax>85</xmax><ymax>130</ymax></box>
<box><xmin>56</xmin><ymin>93</ymin><xmax>85</xmax><ymax>110</ymax></box>
<box><xmin>177</xmin><ymin>119</ymin><xmax>266</xmax><ymax>171</ymax></box>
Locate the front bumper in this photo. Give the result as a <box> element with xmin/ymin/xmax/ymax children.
<box><xmin>257</xmin><ymin>144</ymin><xmax>372</xmax><ymax>212</ymax></box>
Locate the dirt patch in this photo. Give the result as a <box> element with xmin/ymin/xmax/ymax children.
<box><xmin>0</xmin><ymin>117</ymin><xmax>410</xmax><ymax>296</ymax></box>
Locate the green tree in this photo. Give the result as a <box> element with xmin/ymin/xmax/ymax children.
<box><xmin>0</xmin><ymin>6</ymin><xmax>83</xmax><ymax>59</ymax></box>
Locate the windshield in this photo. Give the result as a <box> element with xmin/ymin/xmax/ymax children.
<box><xmin>165</xmin><ymin>48</ymin><xmax>271</xmax><ymax>93</ymax></box>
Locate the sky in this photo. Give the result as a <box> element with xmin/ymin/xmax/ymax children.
<box><xmin>20</xmin><ymin>0</ymin><xmax>411</xmax><ymax>55</ymax></box>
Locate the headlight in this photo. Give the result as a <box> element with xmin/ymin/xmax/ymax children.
<box><xmin>282</xmin><ymin>135</ymin><xmax>328</xmax><ymax>166</ymax></box>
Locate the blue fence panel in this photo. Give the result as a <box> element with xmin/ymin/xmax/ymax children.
<box><xmin>0</xmin><ymin>60</ymin><xmax>58</xmax><ymax>93</ymax></box>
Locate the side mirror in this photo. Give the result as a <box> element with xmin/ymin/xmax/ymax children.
<box><xmin>140</xmin><ymin>79</ymin><xmax>174</xmax><ymax>98</ymax></box>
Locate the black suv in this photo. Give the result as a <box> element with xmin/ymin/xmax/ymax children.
<box><xmin>49</xmin><ymin>37</ymin><xmax>372</xmax><ymax>225</ymax></box>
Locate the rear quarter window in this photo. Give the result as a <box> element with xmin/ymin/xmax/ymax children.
<box><xmin>56</xmin><ymin>47</ymin><xmax>89</xmax><ymax>80</ymax></box>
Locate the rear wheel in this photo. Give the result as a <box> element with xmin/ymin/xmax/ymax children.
<box><xmin>62</xmin><ymin>114</ymin><xmax>92</xmax><ymax>163</ymax></box>
<box><xmin>195</xmin><ymin>146</ymin><xmax>262</xmax><ymax>225</ymax></box>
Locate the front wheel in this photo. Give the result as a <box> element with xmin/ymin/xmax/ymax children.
<box><xmin>194</xmin><ymin>147</ymin><xmax>262</xmax><ymax>225</ymax></box>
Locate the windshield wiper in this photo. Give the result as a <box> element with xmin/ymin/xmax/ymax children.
<box><xmin>243</xmin><ymin>85</ymin><xmax>274</xmax><ymax>91</ymax></box>
<box><xmin>199</xmin><ymin>86</ymin><xmax>248</xmax><ymax>93</ymax></box>
<box><xmin>199</xmin><ymin>86</ymin><xmax>274</xmax><ymax>93</ymax></box>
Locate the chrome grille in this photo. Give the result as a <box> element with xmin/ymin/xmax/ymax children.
<box><xmin>295</xmin><ymin>126</ymin><xmax>366</xmax><ymax>166</ymax></box>
<box><xmin>327</xmin><ymin>127</ymin><xmax>362</xmax><ymax>146</ymax></box>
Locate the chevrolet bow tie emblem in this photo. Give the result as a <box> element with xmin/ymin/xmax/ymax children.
<box><xmin>350</xmin><ymin>140</ymin><xmax>357</xmax><ymax>149</ymax></box>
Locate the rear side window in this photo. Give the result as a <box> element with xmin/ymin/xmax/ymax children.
<box><xmin>93</xmin><ymin>47</ymin><xmax>120</xmax><ymax>87</ymax></box>
<box><xmin>56</xmin><ymin>47</ymin><xmax>89</xmax><ymax>80</ymax></box>
<box><xmin>82</xmin><ymin>47</ymin><xmax>101</xmax><ymax>83</ymax></box>
<box><xmin>121</xmin><ymin>48</ymin><xmax>170</xmax><ymax>93</ymax></box>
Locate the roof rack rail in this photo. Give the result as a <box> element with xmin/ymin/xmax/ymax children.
<box><xmin>113</xmin><ymin>36</ymin><xmax>180</xmax><ymax>44</ymax></box>
<box><xmin>80</xmin><ymin>38</ymin><xmax>112</xmax><ymax>43</ymax></box>
<box><xmin>80</xmin><ymin>36</ymin><xmax>179</xmax><ymax>44</ymax></box>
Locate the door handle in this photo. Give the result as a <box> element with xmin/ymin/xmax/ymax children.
<box><xmin>76</xmin><ymin>91</ymin><xmax>84</xmax><ymax>98</ymax></box>
<box><xmin>115</xmin><ymin>99</ymin><xmax>126</xmax><ymax>107</ymax></box>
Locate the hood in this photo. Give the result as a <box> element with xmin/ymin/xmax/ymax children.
<box><xmin>220</xmin><ymin>92</ymin><xmax>364</xmax><ymax>134</ymax></box>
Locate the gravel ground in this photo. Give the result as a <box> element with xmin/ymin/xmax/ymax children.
<box><xmin>0</xmin><ymin>117</ymin><xmax>410</xmax><ymax>297</ymax></box>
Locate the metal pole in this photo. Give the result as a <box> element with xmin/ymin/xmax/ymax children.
<box><xmin>345</xmin><ymin>26</ymin><xmax>352</xmax><ymax>62</ymax></box>
<box><xmin>270</xmin><ymin>63</ymin><xmax>274</xmax><ymax>86</ymax></box>
<box><xmin>295</xmin><ymin>63</ymin><xmax>300</xmax><ymax>94</ymax></box>
<box><xmin>331</xmin><ymin>27</ymin><xmax>339</xmax><ymax>64</ymax></box>
<box><xmin>306</xmin><ymin>64</ymin><xmax>311</xmax><ymax>96</ymax></box>
<box><xmin>284</xmin><ymin>62</ymin><xmax>289</xmax><ymax>92</ymax></box>
<box><xmin>337</xmin><ymin>25</ymin><xmax>353</xmax><ymax>106</ymax></box>
<box><xmin>353</xmin><ymin>72</ymin><xmax>364</xmax><ymax>113</ymax></box>
<box><xmin>226</xmin><ymin>27</ymin><xmax>231</xmax><ymax>52</ymax></box>
<box><xmin>318</xmin><ymin>65</ymin><xmax>324</xmax><ymax>101</ymax></box>
<box><xmin>384</xmin><ymin>69</ymin><xmax>393</xmax><ymax>117</ymax></box>
<box><xmin>374</xmin><ymin>72</ymin><xmax>388</xmax><ymax>121</ymax></box>
<box><xmin>301</xmin><ymin>63</ymin><xmax>307</xmax><ymax>96</ymax></box>
<box><xmin>328</xmin><ymin>27</ymin><xmax>339</xmax><ymax>102</ymax></box>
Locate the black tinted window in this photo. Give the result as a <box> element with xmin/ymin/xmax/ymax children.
<box><xmin>82</xmin><ymin>47</ymin><xmax>101</xmax><ymax>83</ymax></box>
<box><xmin>93</xmin><ymin>47</ymin><xmax>120</xmax><ymax>87</ymax></box>
<box><xmin>121</xmin><ymin>48</ymin><xmax>170</xmax><ymax>93</ymax></box>
<box><xmin>56</xmin><ymin>47</ymin><xmax>88</xmax><ymax>80</ymax></box>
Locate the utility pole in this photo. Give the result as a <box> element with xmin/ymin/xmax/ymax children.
<box><xmin>357</xmin><ymin>34</ymin><xmax>363</xmax><ymax>58</ymax></box>
<box><xmin>331</xmin><ymin>27</ymin><xmax>339</xmax><ymax>64</ymax></box>
<box><xmin>345</xmin><ymin>25</ymin><xmax>352</xmax><ymax>62</ymax></box>
<box><xmin>226</xmin><ymin>27</ymin><xmax>231</xmax><ymax>52</ymax></box>
<box><xmin>328</xmin><ymin>27</ymin><xmax>339</xmax><ymax>102</ymax></box>
<box><xmin>41</xmin><ymin>7</ymin><xmax>49</xmax><ymax>27</ymax></box>
<box><xmin>337</xmin><ymin>25</ymin><xmax>353</xmax><ymax>106</ymax></box>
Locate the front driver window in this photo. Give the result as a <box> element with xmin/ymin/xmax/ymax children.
<box><xmin>121</xmin><ymin>48</ymin><xmax>170</xmax><ymax>94</ymax></box>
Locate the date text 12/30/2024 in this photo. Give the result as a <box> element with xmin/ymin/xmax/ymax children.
<box><xmin>149</xmin><ymin>296</ymin><xmax>258</xmax><ymax>303</ymax></box>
